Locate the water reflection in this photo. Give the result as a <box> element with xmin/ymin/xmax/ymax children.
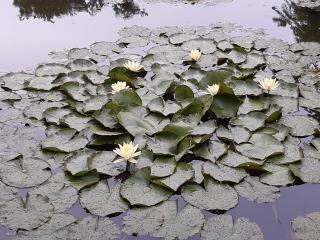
<box><xmin>12</xmin><ymin>0</ymin><xmax>147</xmax><ymax>22</ymax></box>
<box><xmin>113</xmin><ymin>0</ymin><xmax>148</xmax><ymax>19</ymax></box>
<box><xmin>272</xmin><ymin>0</ymin><xmax>320</xmax><ymax>42</ymax></box>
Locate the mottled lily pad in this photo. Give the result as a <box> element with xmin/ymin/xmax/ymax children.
<box><xmin>67</xmin><ymin>217</ymin><xmax>120</xmax><ymax>240</ymax></box>
<box><xmin>152</xmin><ymin>163</ymin><xmax>194</xmax><ymax>191</ymax></box>
<box><xmin>80</xmin><ymin>180</ymin><xmax>128</xmax><ymax>216</ymax></box>
<box><xmin>234</xmin><ymin>176</ymin><xmax>280</xmax><ymax>203</ymax></box>
<box><xmin>120</xmin><ymin>168</ymin><xmax>173</xmax><ymax>206</ymax></box>
<box><xmin>182</xmin><ymin>177</ymin><xmax>238</xmax><ymax>211</ymax></box>
<box><xmin>201</xmin><ymin>215</ymin><xmax>263</xmax><ymax>240</ymax></box>
<box><xmin>0</xmin><ymin>157</ymin><xmax>51</xmax><ymax>188</ymax></box>
<box><xmin>0</xmin><ymin>194</ymin><xmax>54</xmax><ymax>230</ymax></box>
<box><xmin>291</xmin><ymin>212</ymin><xmax>320</xmax><ymax>240</ymax></box>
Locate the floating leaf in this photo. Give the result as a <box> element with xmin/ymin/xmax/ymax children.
<box><xmin>291</xmin><ymin>212</ymin><xmax>320</xmax><ymax>240</ymax></box>
<box><xmin>67</xmin><ymin>217</ymin><xmax>120</xmax><ymax>240</ymax></box>
<box><xmin>202</xmin><ymin>161</ymin><xmax>247</xmax><ymax>183</ymax></box>
<box><xmin>112</xmin><ymin>89</ymin><xmax>142</xmax><ymax>106</ymax></box>
<box><xmin>281</xmin><ymin>115</ymin><xmax>319</xmax><ymax>137</ymax></box>
<box><xmin>194</xmin><ymin>140</ymin><xmax>227</xmax><ymax>163</ymax></box>
<box><xmin>80</xmin><ymin>181</ymin><xmax>128</xmax><ymax>216</ymax></box>
<box><xmin>201</xmin><ymin>215</ymin><xmax>264</xmax><ymax>240</ymax></box>
<box><xmin>151</xmin><ymin>156</ymin><xmax>176</xmax><ymax>178</ymax></box>
<box><xmin>234</xmin><ymin>176</ymin><xmax>280</xmax><ymax>203</ymax></box>
<box><xmin>14</xmin><ymin>213</ymin><xmax>76</xmax><ymax>240</ymax></box>
<box><xmin>120</xmin><ymin>168</ymin><xmax>173</xmax><ymax>206</ymax></box>
<box><xmin>0</xmin><ymin>194</ymin><xmax>54</xmax><ymax>230</ymax></box>
<box><xmin>231</xmin><ymin>112</ymin><xmax>267</xmax><ymax>131</ymax></box>
<box><xmin>182</xmin><ymin>177</ymin><xmax>238</xmax><ymax>211</ymax></box>
<box><xmin>0</xmin><ymin>157</ymin><xmax>51</xmax><ymax>188</ymax></box>
<box><xmin>152</xmin><ymin>163</ymin><xmax>194</xmax><ymax>191</ymax></box>
<box><xmin>42</xmin><ymin>129</ymin><xmax>88</xmax><ymax>153</ymax></box>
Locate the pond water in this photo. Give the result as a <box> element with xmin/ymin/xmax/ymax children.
<box><xmin>0</xmin><ymin>0</ymin><xmax>319</xmax><ymax>72</ymax></box>
<box><xmin>0</xmin><ymin>1</ymin><xmax>320</xmax><ymax>240</ymax></box>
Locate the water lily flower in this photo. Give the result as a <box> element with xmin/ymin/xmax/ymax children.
<box><xmin>258</xmin><ymin>78</ymin><xmax>280</xmax><ymax>92</ymax></box>
<box><xmin>207</xmin><ymin>84</ymin><xmax>220</xmax><ymax>96</ymax></box>
<box><xmin>113</xmin><ymin>142</ymin><xmax>141</xmax><ymax>164</ymax></box>
<box><xmin>111</xmin><ymin>81</ymin><xmax>130</xmax><ymax>94</ymax></box>
<box><xmin>125</xmin><ymin>60</ymin><xmax>143</xmax><ymax>72</ymax></box>
<box><xmin>190</xmin><ymin>49</ymin><xmax>202</xmax><ymax>61</ymax></box>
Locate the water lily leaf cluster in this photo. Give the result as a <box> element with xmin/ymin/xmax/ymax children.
<box><xmin>0</xmin><ymin>23</ymin><xmax>319</xmax><ymax>238</ymax></box>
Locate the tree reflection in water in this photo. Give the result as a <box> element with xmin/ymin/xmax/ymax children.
<box><xmin>13</xmin><ymin>0</ymin><xmax>147</xmax><ymax>22</ymax></box>
<box><xmin>272</xmin><ymin>0</ymin><xmax>320</xmax><ymax>42</ymax></box>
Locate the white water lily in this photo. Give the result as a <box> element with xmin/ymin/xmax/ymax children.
<box><xmin>125</xmin><ymin>60</ymin><xmax>143</xmax><ymax>72</ymax></box>
<box><xmin>258</xmin><ymin>78</ymin><xmax>280</xmax><ymax>92</ymax></box>
<box><xmin>190</xmin><ymin>49</ymin><xmax>202</xmax><ymax>61</ymax></box>
<box><xmin>207</xmin><ymin>84</ymin><xmax>220</xmax><ymax>96</ymax></box>
<box><xmin>113</xmin><ymin>142</ymin><xmax>141</xmax><ymax>164</ymax></box>
<box><xmin>111</xmin><ymin>81</ymin><xmax>130</xmax><ymax>94</ymax></box>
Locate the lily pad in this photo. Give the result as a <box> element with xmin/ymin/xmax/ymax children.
<box><xmin>67</xmin><ymin>217</ymin><xmax>120</xmax><ymax>240</ymax></box>
<box><xmin>234</xmin><ymin>176</ymin><xmax>280</xmax><ymax>203</ymax></box>
<box><xmin>290</xmin><ymin>157</ymin><xmax>320</xmax><ymax>183</ymax></box>
<box><xmin>181</xmin><ymin>177</ymin><xmax>238</xmax><ymax>211</ymax></box>
<box><xmin>0</xmin><ymin>157</ymin><xmax>51</xmax><ymax>188</ymax></box>
<box><xmin>202</xmin><ymin>161</ymin><xmax>247</xmax><ymax>183</ymax></box>
<box><xmin>151</xmin><ymin>156</ymin><xmax>176</xmax><ymax>177</ymax></box>
<box><xmin>80</xmin><ymin>181</ymin><xmax>128</xmax><ymax>216</ymax></box>
<box><xmin>124</xmin><ymin>200</ymin><xmax>205</xmax><ymax>240</ymax></box>
<box><xmin>231</xmin><ymin>112</ymin><xmax>267</xmax><ymax>131</ymax></box>
<box><xmin>120</xmin><ymin>168</ymin><xmax>173</xmax><ymax>206</ymax></box>
<box><xmin>201</xmin><ymin>215</ymin><xmax>263</xmax><ymax>240</ymax></box>
<box><xmin>0</xmin><ymin>194</ymin><xmax>54</xmax><ymax>230</ymax></box>
<box><xmin>280</xmin><ymin>115</ymin><xmax>319</xmax><ymax>137</ymax></box>
<box><xmin>152</xmin><ymin>163</ymin><xmax>194</xmax><ymax>191</ymax></box>
<box><xmin>30</xmin><ymin>181</ymin><xmax>78</xmax><ymax>213</ymax></box>
<box><xmin>42</xmin><ymin>129</ymin><xmax>88</xmax><ymax>153</ymax></box>
<box><xmin>235</xmin><ymin>133</ymin><xmax>284</xmax><ymax>160</ymax></box>
<box><xmin>291</xmin><ymin>212</ymin><xmax>320</xmax><ymax>240</ymax></box>
<box><xmin>14</xmin><ymin>213</ymin><xmax>76</xmax><ymax>240</ymax></box>
<box><xmin>194</xmin><ymin>140</ymin><xmax>227</xmax><ymax>163</ymax></box>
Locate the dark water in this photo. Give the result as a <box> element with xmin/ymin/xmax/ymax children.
<box><xmin>0</xmin><ymin>0</ymin><xmax>319</xmax><ymax>72</ymax></box>
<box><xmin>1</xmin><ymin>1</ymin><xmax>320</xmax><ymax>239</ymax></box>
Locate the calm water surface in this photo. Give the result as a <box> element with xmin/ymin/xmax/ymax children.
<box><xmin>0</xmin><ymin>1</ymin><xmax>320</xmax><ymax>239</ymax></box>
<box><xmin>0</xmin><ymin>0</ymin><xmax>319</xmax><ymax>71</ymax></box>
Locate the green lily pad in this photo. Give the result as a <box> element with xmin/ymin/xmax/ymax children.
<box><xmin>280</xmin><ymin>115</ymin><xmax>319</xmax><ymax>137</ymax></box>
<box><xmin>220</xmin><ymin>150</ymin><xmax>263</xmax><ymax>167</ymax></box>
<box><xmin>181</xmin><ymin>177</ymin><xmax>238</xmax><ymax>211</ymax></box>
<box><xmin>112</xmin><ymin>89</ymin><xmax>142</xmax><ymax>106</ymax></box>
<box><xmin>124</xmin><ymin>201</ymin><xmax>205</xmax><ymax>240</ymax></box>
<box><xmin>0</xmin><ymin>157</ymin><xmax>51</xmax><ymax>188</ymax></box>
<box><xmin>14</xmin><ymin>213</ymin><xmax>76</xmax><ymax>240</ymax></box>
<box><xmin>118</xmin><ymin>111</ymin><xmax>158</xmax><ymax>136</ymax></box>
<box><xmin>201</xmin><ymin>215</ymin><xmax>263</xmax><ymax>240</ymax></box>
<box><xmin>194</xmin><ymin>140</ymin><xmax>227</xmax><ymax>162</ymax></box>
<box><xmin>202</xmin><ymin>161</ymin><xmax>247</xmax><ymax>183</ymax></box>
<box><xmin>0</xmin><ymin>194</ymin><xmax>54</xmax><ymax>230</ymax></box>
<box><xmin>235</xmin><ymin>133</ymin><xmax>284</xmax><ymax>160</ymax></box>
<box><xmin>90</xmin><ymin>151</ymin><xmax>127</xmax><ymax>176</ymax></box>
<box><xmin>234</xmin><ymin>176</ymin><xmax>280</xmax><ymax>203</ymax></box>
<box><xmin>80</xmin><ymin>181</ymin><xmax>128</xmax><ymax>216</ymax></box>
<box><xmin>152</xmin><ymin>163</ymin><xmax>194</xmax><ymax>191</ymax></box>
<box><xmin>290</xmin><ymin>157</ymin><xmax>320</xmax><ymax>183</ymax></box>
<box><xmin>216</xmin><ymin>126</ymin><xmax>251</xmax><ymax>144</ymax></box>
<box><xmin>231</xmin><ymin>112</ymin><xmax>267</xmax><ymax>131</ymax></box>
<box><xmin>260</xmin><ymin>163</ymin><xmax>294</xmax><ymax>186</ymax></box>
<box><xmin>120</xmin><ymin>168</ymin><xmax>173</xmax><ymax>206</ymax></box>
<box><xmin>30</xmin><ymin>180</ymin><xmax>78</xmax><ymax>213</ymax></box>
<box><xmin>238</xmin><ymin>96</ymin><xmax>270</xmax><ymax>115</ymax></box>
<box><xmin>291</xmin><ymin>212</ymin><xmax>320</xmax><ymax>240</ymax></box>
<box><xmin>148</xmin><ymin>98</ymin><xmax>180</xmax><ymax>116</ymax></box>
<box><xmin>42</xmin><ymin>129</ymin><xmax>88</xmax><ymax>153</ymax></box>
<box><xmin>151</xmin><ymin>156</ymin><xmax>176</xmax><ymax>178</ymax></box>
<box><xmin>67</xmin><ymin>217</ymin><xmax>120</xmax><ymax>240</ymax></box>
